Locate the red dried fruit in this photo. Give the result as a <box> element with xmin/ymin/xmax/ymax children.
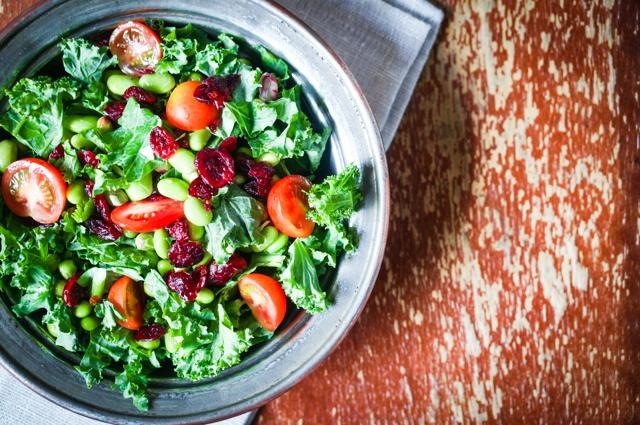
<box><xmin>207</xmin><ymin>117</ymin><xmax>221</xmax><ymax>133</ymax></box>
<box><xmin>103</xmin><ymin>101</ymin><xmax>126</xmax><ymax>123</ymax></box>
<box><xmin>78</xmin><ymin>149</ymin><xmax>99</xmax><ymax>168</ymax></box>
<box><xmin>168</xmin><ymin>240</ymin><xmax>204</xmax><ymax>268</ymax></box>
<box><xmin>193</xmin><ymin>75</ymin><xmax>240</xmax><ymax>109</ymax></box>
<box><xmin>149</xmin><ymin>127</ymin><xmax>179</xmax><ymax>159</ymax></box>
<box><xmin>234</xmin><ymin>153</ymin><xmax>253</xmax><ymax>175</ymax></box>
<box><xmin>49</xmin><ymin>145</ymin><xmax>64</xmax><ymax>160</ymax></box>
<box><xmin>84</xmin><ymin>180</ymin><xmax>95</xmax><ymax>197</ymax></box>
<box><xmin>188</xmin><ymin>176</ymin><xmax>218</xmax><ymax>201</ymax></box>
<box><xmin>245</xmin><ymin>161</ymin><xmax>274</xmax><ymax>198</ymax></box>
<box><xmin>166</xmin><ymin>218</ymin><xmax>190</xmax><ymax>241</ymax></box>
<box><xmin>62</xmin><ymin>273</ymin><xmax>85</xmax><ymax>307</ymax></box>
<box><xmin>86</xmin><ymin>218</ymin><xmax>122</xmax><ymax>241</ymax></box>
<box><xmin>208</xmin><ymin>253</ymin><xmax>248</xmax><ymax>286</ymax></box>
<box><xmin>166</xmin><ymin>268</ymin><xmax>206</xmax><ymax>301</ymax></box>
<box><xmin>194</xmin><ymin>148</ymin><xmax>234</xmax><ymax>189</ymax></box>
<box><xmin>123</xmin><ymin>86</ymin><xmax>157</xmax><ymax>105</ymax></box>
<box><xmin>93</xmin><ymin>194</ymin><xmax>111</xmax><ymax>221</ymax></box>
<box><xmin>218</xmin><ymin>136</ymin><xmax>237</xmax><ymax>153</ymax></box>
<box><xmin>133</xmin><ymin>323</ymin><xmax>166</xmax><ymax>341</ymax></box>
<box><xmin>259</xmin><ymin>73</ymin><xmax>279</xmax><ymax>101</ymax></box>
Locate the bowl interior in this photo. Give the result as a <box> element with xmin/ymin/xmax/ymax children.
<box><xmin>0</xmin><ymin>1</ymin><xmax>388</xmax><ymax>423</ymax></box>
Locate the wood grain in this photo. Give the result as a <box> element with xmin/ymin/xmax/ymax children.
<box><xmin>1</xmin><ymin>1</ymin><xmax>639</xmax><ymax>424</ymax></box>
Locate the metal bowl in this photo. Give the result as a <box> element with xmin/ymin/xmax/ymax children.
<box><xmin>0</xmin><ymin>1</ymin><xmax>389</xmax><ymax>422</ymax></box>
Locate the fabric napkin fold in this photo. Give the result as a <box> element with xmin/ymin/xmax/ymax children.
<box><xmin>0</xmin><ymin>0</ymin><xmax>442</xmax><ymax>423</ymax></box>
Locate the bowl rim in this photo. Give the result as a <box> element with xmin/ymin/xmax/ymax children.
<box><xmin>0</xmin><ymin>0</ymin><xmax>390</xmax><ymax>422</ymax></box>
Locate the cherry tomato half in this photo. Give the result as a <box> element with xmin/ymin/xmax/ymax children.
<box><xmin>166</xmin><ymin>81</ymin><xmax>220</xmax><ymax>131</ymax></box>
<box><xmin>238</xmin><ymin>273</ymin><xmax>287</xmax><ymax>332</ymax></box>
<box><xmin>108</xmin><ymin>276</ymin><xmax>144</xmax><ymax>331</ymax></box>
<box><xmin>1</xmin><ymin>158</ymin><xmax>67</xmax><ymax>224</ymax></box>
<box><xmin>111</xmin><ymin>196</ymin><xmax>184</xmax><ymax>233</ymax></box>
<box><xmin>109</xmin><ymin>21</ymin><xmax>162</xmax><ymax>76</ymax></box>
<box><xmin>267</xmin><ymin>175</ymin><xmax>315</xmax><ymax>238</ymax></box>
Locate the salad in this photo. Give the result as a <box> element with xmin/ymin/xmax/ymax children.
<box><xmin>0</xmin><ymin>21</ymin><xmax>361</xmax><ymax>410</ymax></box>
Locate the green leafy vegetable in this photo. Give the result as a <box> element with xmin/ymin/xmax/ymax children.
<box><xmin>280</xmin><ymin>239</ymin><xmax>328</xmax><ymax>314</ymax></box>
<box><xmin>59</xmin><ymin>38</ymin><xmax>117</xmax><ymax>84</ymax></box>
<box><xmin>255</xmin><ymin>45</ymin><xmax>289</xmax><ymax>80</ymax></box>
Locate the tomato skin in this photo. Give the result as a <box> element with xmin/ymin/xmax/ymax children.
<box><xmin>108</xmin><ymin>276</ymin><xmax>144</xmax><ymax>331</ymax></box>
<box><xmin>166</xmin><ymin>81</ymin><xmax>220</xmax><ymax>131</ymax></box>
<box><xmin>238</xmin><ymin>273</ymin><xmax>287</xmax><ymax>332</ymax></box>
<box><xmin>1</xmin><ymin>158</ymin><xmax>67</xmax><ymax>224</ymax></box>
<box><xmin>109</xmin><ymin>21</ymin><xmax>162</xmax><ymax>76</ymax></box>
<box><xmin>111</xmin><ymin>197</ymin><xmax>184</xmax><ymax>233</ymax></box>
<box><xmin>267</xmin><ymin>175</ymin><xmax>315</xmax><ymax>238</ymax></box>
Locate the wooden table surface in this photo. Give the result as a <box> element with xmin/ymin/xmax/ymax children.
<box><xmin>2</xmin><ymin>1</ymin><xmax>639</xmax><ymax>423</ymax></box>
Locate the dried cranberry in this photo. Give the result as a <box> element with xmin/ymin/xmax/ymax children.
<box><xmin>84</xmin><ymin>180</ymin><xmax>95</xmax><ymax>197</ymax></box>
<box><xmin>123</xmin><ymin>86</ymin><xmax>157</xmax><ymax>105</ymax></box>
<box><xmin>133</xmin><ymin>323</ymin><xmax>166</xmax><ymax>341</ymax></box>
<box><xmin>218</xmin><ymin>136</ymin><xmax>237</xmax><ymax>153</ymax></box>
<box><xmin>194</xmin><ymin>148</ymin><xmax>234</xmax><ymax>189</ymax></box>
<box><xmin>168</xmin><ymin>240</ymin><xmax>204</xmax><ymax>268</ymax></box>
<box><xmin>259</xmin><ymin>73</ymin><xmax>279</xmax><ymax>101</ymax></box>
<box><xmin>166</xmin><ymin>219</ymin><xmax>190</xmax><ymax>241</ymax></box>
<box><xmin>49</xmin><ymin>145</ymin><xmax>64</xmax><ymax>160</ymax></box>
<box><xmin>103</xmin><ymin>101</ymin><xmax>126</xmax><ymax>123</ymax></box>
<box><xmin>62</xmin><ymin>273</ymin><xmax>85</xmax><ymax>307</ymax></box>
<box><xmin>188</xmin><ymin>177</ymin><xmax>218</xmax><ymax>201</ymax></box>
<box><xmin>208</xmin><ymin>253</ymin><xmax>248</xmax><ymax>286</ymax></box>
<box><xmin>93</xmin><ymin>194</ymin><xmax>111</xmax><ymax>221</ymax></box>
<box><xmin>149</xmin><ymin>127</ymin><xmax>179</xmax><ymax>159</ymax></box>
<box><xmin>78</xmin><ymin>149</ymin><xmax>99</xmax><ymax>168</ymax></box>
<box><xmin>244</xmin><ymin>162</ymin><xmax>274</xmax><ymax>198</ymax></box>
<box><xmin>166</xmin><ymin>269</ymin><xmax>206</xmax><ymax>302</ymax></box>
<box><xmin>193</xmin><ymin>75</ymin><xmax>240</xmax><ymax>109</ymax></box>
<box><xmin>86</xmin><ymin>218</ymin><xmax>122</xmax><ymax>241</ymax></box>
<box><xmin>207</xmin><ymin>117</ymin><xmax>221</xmax><ymax>133</ymax></box>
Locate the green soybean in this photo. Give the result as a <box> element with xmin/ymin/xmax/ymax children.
<box><xmin>66</xmin><ymin>181</ymin><xmax>87</xmax><ymax>205</ymax></box>
<box><xmin>233</xmin><ymin>174</ymin><xmax>247</xmax><ymax>185</ymax></box>
<box><xmin>156</xmin><ymin>259</ymin><xmax>173</xmax><ymax>276</ymax></box>
<box><xmin>96</xmin><ymin>116</ymin><xmax>113</xmax><ymax>133</ymax></box>
<box><xmin>184</xmin><ymin>196</ymin><xmax>213</xmax><ymax>226</ymax></box>
<box><xmin>193</xmin><ymin>252</ymin><xmax>212</xmax><ymax>268</ymax></box>
<box><xmin>46</xmin><ymin>323</ymin><xmax>60</xmax><ymax>337</ymax></box>
<box><xmin>252</xmin><ymin>226</ymin><xmax>279</xmax><ymax>252</ymax></box>
<box><xmin>237</xmin><ymin>147</ymin><xmax>252</xmax><ymax>156</ymax></box>
<box><xmin>157</xmin><ymin>178</ymin><xmax>189</xmax><ymax>201</ymax></box>
<box><xmin>106</xmin><ymin>190</ymin><xmax>129</xmax><ymax>207</ymax></box>
<box><xmin>189</xmin><ymin>72</ymin><xmax>204</xmax><ymax>82</ymax></box>
<box><xmin>63</xmin><ymin>115</ymin><xmax>99</xmax><ymax>133</ymax></box>
<box><xmin>188</xmin><ymin>129</ymin><xmax>211</xmax><ymax>151</ymax></box>
<box><xmin>73</xmin><ymin>301</ymin><xmax>92</xmax><ymax>318</ymax></box>
<box><xmin>153</xmin><ymin>229</ymin><xmax>171</xmax><ymax>259</ymax></box>
<box><xmin>135</xmin><ymin>233</ymin><xmax>155</xmax><ymax>251</ymax></box>
<box><xmin>258</xmin><ymin>152</ymin><xmax>280</xmax><ymax>167</ymax></box>
<box><xmin>107</xmin><ymin>73</ymin><xmax>138</xmax><ymax>96</ymax></box>
<box><xmin>123</xmin><ymin>230</ymin><xmax>137</xmax><ymax>238</ymax></box>
<box><xmin>188</xmin><ymin>223</ymin><xmax>205</xmax><ymax>241</ymax></box>
<box><xmin>58</xmin><ymin>260</ymin><xmax>77</xmax><ymax>280</ymax></box>
<box><xmin>265</xmin><ymin>232</ymin><xmax>289</xmax><ymax>253</ymax></box>
<box><xmin>80</xmin><ymin>316</ymin><xmax>100</xmax><ymax>332</ymax></box>
<box><xmin>195</xmin><ymin>288</ymin><xmax>214</xmax><ymax>305</ymax></box>
<box><xmin>184</xmin><ymin>171</ymin><xmax>199</xmax><ymax>183</ymax></box>
<box><xmin>168</xmin><ymin>148</ymin><xmax>196</xmax><ymax>176</ymax></box>
<box><xmin>125</xmin><ymin>173</ymin><xmax>153</xmax><ymax>201</ymax></box>
<box><xmin>54</xmin><ymin>280</ymin><xmax>66</xmax><ymax>297</ymax></box>
<box><xmin>0</xmin><ymin>140</ymin><xmax>17</xmax><ymax>172</ymax></box>
<box><xmin>70</xmin><ymin>133</ymin><xmax>94</xmax><ymax>149</ymax></box>
<box><xmin>136</xmin><ymin>339</ymin><xmax>161</xmax><ymax>350</ymax></box>
<box><xmin>139</xmin><ymin>73</ymin><xmax>176</xmax><ymax>94</ymax></box>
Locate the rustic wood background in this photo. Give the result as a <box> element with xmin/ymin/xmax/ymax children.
<box><xmin>2</xmin><ymin>0</ymin><xmax>639</xmax><ymax>423</ymax></box>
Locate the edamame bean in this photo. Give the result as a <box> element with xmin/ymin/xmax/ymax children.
<box><xmin>66</xmin><ymin>181</ymin><xmax>87</xmax><ymax>205</ymax></box>
<box><xmin>54</xmin><ymin>280</ymin><xmax>66</xmax><ymax>297</ymax></box>
<box><xmin>123</xmin><ymin>230</ymin><xmax>138</xmax><ymax>238</ymax></box>
<box><xmin>125</xmin><ymin>173</ymin><xmax>153</xmax><ymax>201</ymax></box>
<box><xmin>153</xmin><ymin>229</ymin><xmax>171</xmax><ymax>259</ymax></box>
<box><xmin>0</xmin><ymin>140</ymin><xmax>17</xmax><ymax>172</ymax></box>
<box><xmin>189</xmin><ymin>72</ymin><xmax>204</xmax><ymax>82</ymax></box>
<box><xmin>252</xmin><ymin>226</ymin><xmax>279</xmax><ymax>252</ymax></box>
<box><xmin>107</xmin><ymin>74</ymin><xmax>138</xmax><ymax>96</ymax></box>
<box><xmin>164</xmin><ymin>332</ymin><xmax>183</xmax><ymax>353</ymax></box>
<box><xmin>265</xmin><ymin>232</ymin><xmax>289</xmax><ymax>254</ymax></box>
<box><xmin>237</xmin><ymin>147</ymin><xmax>252</xmax><ymax>156</ymax></box>
<box><xmin>70</xmin><ymin>133</ymin><xmax>94</xmax><ymax>150</ymax></box>
<box><xmin>193</xmin><ymin>252</ymin><xmax>212</xmax><ymax>268</ymax></box>
<box><xmin>135</xmin><ymin>233</ymin><xmax>155</xmax><ymax>251</ymax></box>
<box><xmin>188</xmin><ymin>223</ymin><xmax>205</xmax><ymax>241</ymax></box>
<box><xmin>195</xmin><ymin>288</ymin><xmax>214</xmax><ymax>305</ymax></box>
<box><xmin>168</xmin><ymin>148</ymin><xmax>196</xmax><ymax>176</ymax></box>
<box><xmin>188</xmin><ymin>129</ymin><xmax>211</xmax><ymax>151</ymax></box>
<box><xmin>156</xmin><ymin>259</ymin><xmax>173</xmax><ymax>276</ymax></box>
<box><xmin>258</xmin><ymin>152</ymin><xmax>280</xmax><ymax>167</ymax></box>
<box><xmin>58</xmin><ymin>260</ymin><xmax>77</xmax><ymax>280</ymax></box>
<box><xmin>46</xmin><ymin>323</ymin><xmax>60</xmax><ymax>337</ymax></box>
<box><xmin>157</xmin><ymin>178</ymin><xmax>189</xmax><ymax>201</ymax></box>
<box><xmin>184</xmin><ymin>171</ymin><xmax>199</xmax><ymax>183</ymax></box>
<box><xmin>96</xmin><ymin>116</ymin><xmax>113</xmax><ymax>133</ymax></box>
<box><xmin>106</xmin><ymin>190</ymin><xmax>129</xmax><ymax>207</ymax></box>
<box><xmin>233</xmin><ymin>174</ymin><xmax>247</xmax><ymax>185</ymax></box>
<box><xmin>139</xmin><ymin>73</ymin><xmax>176</xmax><ymax>94</ymax></box>
<box><xmin>136</xmin><ymin>339</ymin><xmax>161</xmax><ymax>350</ymax></box>
<box><xmin>80</xmin><ymin>316</ymin><xmax>100</xmax><ymax>332</ymax></box>
<box><xmin>184</xmin><ymin>196</ymin><xmax>213</xmax><ymax>226</ymax></box>
<box><xmin>90</xmin><ymin>269</ymin><xmax>107</xmax><ymax>298</ymax></box>
<box><xmin>73</xmin><ymin>301</ymin><xmax>92</xmax><ymax>318</ymax></box>
<box><xmin>63</xmin><ymin>115</ymin><xmax>99</xmax><ymax>133</ymax></box>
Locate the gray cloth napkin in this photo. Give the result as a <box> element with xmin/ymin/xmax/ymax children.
<box><xmin>0</xmin><ymin>1</ymin><xmax>442</xmax><ymax>424</ymax></box>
